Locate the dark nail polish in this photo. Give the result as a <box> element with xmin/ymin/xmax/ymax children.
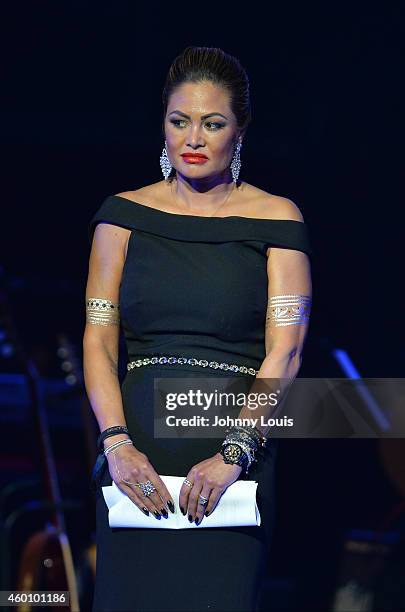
<box><xmin>205</xmin><ymin>510</ymin><xmax>210</xmax><ymax>516</ymax></box>
<box><xmin>180</xmin><ymin>506</ymin><xmax>185</xmax><ymax>515</ymax></box>
<box><xmin>154</xmin><ymin>510</ymin><xmax>161</xmax><ymax>519</ymax></box>
<box><xmin>195</xmin><ymin>517</ymin><xmax>199</xmax><ymax>525</ymax></box>
<box><xmin>142</xmin><ymin>507</ymin><xmax>149</xmax><ymax>516</ymax></box>
<box><xmin>161</xmin><ymin>508</ymin><xmax>168</xmax><ymax>518</ymax></box>
<box><xmin>188</xmin><ymin>514</ymin><xmax>193</xmax><ymax>522</ymax></box>
<box><xmin>167</xmin><ymin>500</ymin><xmax>175</xmax><ymax>513</ymax></box>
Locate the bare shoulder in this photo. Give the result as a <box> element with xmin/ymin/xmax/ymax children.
<box><xmin>241</xmin><ymin>183</ymin><xmax>304</xmax><ymax>222</ymax></box>
<box><xmin>114</xmin><ymin>181</ymin><xmax>304</xmax><ymax>222</ymax></box>
<box><xmin>99</xmin><ymin>183</ymin><xmax>160</xmax><ymax>258</ymax></box>
<box><xmin>262</xmin><ymin>195</ymin><xmax>304</xmax><ymax>222</ymax></box>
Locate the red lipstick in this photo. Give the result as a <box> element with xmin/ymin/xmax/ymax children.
<box><xmin>181</xmin><ymin>153</ymin><xmax>208</xmax><ymax>164</ymax></box>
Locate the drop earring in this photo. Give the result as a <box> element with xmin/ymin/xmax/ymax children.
<box><xmin>160</xmin><ymin>140</ymin><xmax>173</xmax><ymax>180</ymax></box>
<box><xmin>230</xmin><ymin>139</ymin><xmax>242</xmax><ymax>183</ymax></box>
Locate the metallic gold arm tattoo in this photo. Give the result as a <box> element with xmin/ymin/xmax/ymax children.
<box><xmin>266</xmin><ymin>294</ymin><xmax>311</xmax><ymax>327</ymax></box>
<box><xmin>86</xmin><ymin>297</ymin><xmax>120</xmax><ymax>326</ymax></box>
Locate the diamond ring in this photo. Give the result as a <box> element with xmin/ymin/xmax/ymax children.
<box><xmin>139</xmin><ymin>480</ymin><xmax>156</xmax><ymax>497</ymax></box>
<box><xmin>198</xmin><ymin>495</ymin><xmax>209</xmax><ymax>506</ymax></box>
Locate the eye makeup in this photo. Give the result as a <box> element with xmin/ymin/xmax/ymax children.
<box><xmin>170</xmin><ymin>119</ymin><xmax>225</xmax><ymax>130</ymax></box>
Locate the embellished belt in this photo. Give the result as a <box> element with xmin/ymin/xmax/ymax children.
<box><xmin>126</xmin><ymin>355</ymin><xmax>259</xmax><ymax>377</ymax></box>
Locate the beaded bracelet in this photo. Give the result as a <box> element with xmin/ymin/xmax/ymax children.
<box><xmin>226</xmin><ymin>425</ymin><xmax>267</xmax><ymax>448</ymax></box>
<box><xmin>226</xmin><ymin>427</ymin><xmax>267</xmax><ymax>454</ymax></box>
<box><xmin>223</xmin><ymin>434</ymin><xmax>257</xmax><ymax>458</ymax></box>
<box><xmin>225</xmin><ymin>431</ymin><xmax>259</xmax><ymax>452</ymax></box>
<box><xmin>97</xmin><ymin>426</ymin><xmax>130</xmax><ymax>452</ymax></box>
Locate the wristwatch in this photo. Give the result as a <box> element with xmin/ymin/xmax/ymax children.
<box><xmin>220</xmin><ymin>443</ymin><xmax>248</xmax><ymax>470</ymax></box>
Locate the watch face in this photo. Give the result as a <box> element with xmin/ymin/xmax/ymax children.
<box><xmin>224</xmin><ymin>444</ymin><xmax>242</xmax><ymax>462</ymax></box>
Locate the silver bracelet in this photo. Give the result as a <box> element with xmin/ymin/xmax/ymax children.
<box><xmin>224</xmin><ymin>432</ymin><xmax>260</xmax><ymax>458</ymax></box>
<box><xmin>104</xmin><ymin>439</ymin><xmax>133</xmax><ymax>456</ymax></box>
<box><xmin>224</xmin><ymin>431</ymin><xmax>259</xmax><ymax>454</ymax></box>
<box><xmin>226</xmin><ymin>425</ymin><xmax>267</xmax><ymax>448</ymax></box>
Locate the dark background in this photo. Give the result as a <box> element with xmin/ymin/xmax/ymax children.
<box><xmin>1</xmin><ymin>2</ymin><xmax>404</xmax><ymax>373</ymax></box>
<box><xmin>1</xmin><ymin>2</ymin><xmax>404</xmax><ymax>610</ymax></box>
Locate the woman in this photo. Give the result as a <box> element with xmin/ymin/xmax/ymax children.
<box><xmin>84</xmin><ymin>46</ymin><xmax>312</xmax><ymax>612</ymax></box>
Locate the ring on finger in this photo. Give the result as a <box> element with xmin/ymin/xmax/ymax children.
<box><xmin>183</xmin><ymin>478</ymin><xmax>193</xmax><ymax>488</ymax></box>
<box><xmin>139</xmin><ymin>480</ymin><xmax>156</xmax><ymax>497</ymax></box>
<box><xmin>198</xmin><ymin>494</ymin><xmax>209</xmax><ymax>506</ymax></box>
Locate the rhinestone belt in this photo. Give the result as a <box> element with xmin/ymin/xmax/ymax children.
<box><xmin>127</xmin><ymin>355</ymin><xmax>259</xmax><ymax>377</ymax></box>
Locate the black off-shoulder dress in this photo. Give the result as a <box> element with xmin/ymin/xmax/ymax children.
<box><xmin>87</xmin><ymin>195</ymin><xmax>313</xmax><ymax>612</ymax></box>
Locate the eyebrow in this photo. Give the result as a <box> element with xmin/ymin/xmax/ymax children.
<box><xmin>169</xmin><ymin>110</ymin><xmax>228</xmax><ymax>120</ymax></box>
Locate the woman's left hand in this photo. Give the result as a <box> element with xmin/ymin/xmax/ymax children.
<box><xmin>179</xmin><ymin>452</ymin><xmax>242</xmax><ymax>525</ymax></box>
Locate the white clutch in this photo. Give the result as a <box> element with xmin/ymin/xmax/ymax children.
<box><xmin>102</xmin><ymin>475</ymin><xmax>261</xmax><ymax>529</ymax></box>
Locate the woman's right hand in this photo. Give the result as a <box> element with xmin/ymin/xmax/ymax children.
<box><xmin>106</xmin><ymin>443</ymin><xmax>176</xmax><ymax>520</ymax></box>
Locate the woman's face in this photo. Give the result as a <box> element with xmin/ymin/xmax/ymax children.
<box><xmin>164</xmin><ymin>80</ymin><xmax>241</xmax><ymax>182</ymax></box>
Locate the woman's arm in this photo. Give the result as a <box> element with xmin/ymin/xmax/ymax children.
<box><xmin>236</xmin><ymin>244</ymin><xmax>312</xmax><ymax>437</ymax></box>
<box><xmin>83</xmin><ymin>221</ymin><xmax>175</xmax><ymax>518</ymax></box>
<box><xmin>83</xmin><ymin>222</ymin><xmax>130</xmax><ymax>447</ymax></box>
<box><xmin>236</xmin><ymin>199</ymin><xmax>312</xmax><ymax>438</ymax></box>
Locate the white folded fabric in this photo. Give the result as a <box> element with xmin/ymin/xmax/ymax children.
<box><xmin>102</xmin><ymin>475</ymin><xmax>261</xmax><ymax>529</ymax></box>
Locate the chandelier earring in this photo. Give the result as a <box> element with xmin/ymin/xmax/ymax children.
<box><xmin>230</xmin><ymin>139</ymin><xmax>242</xmax><ymax>183</ymax></box>
<box><xmin>160</xmin><ymin>140</ymin><xmax>173</xmax><ymax>180</ymax></box>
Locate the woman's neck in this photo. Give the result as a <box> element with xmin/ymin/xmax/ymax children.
<box><xmin>168</xmin><ymin>173</ymin><xmax>236</xmax><ymax>214</ymax></box>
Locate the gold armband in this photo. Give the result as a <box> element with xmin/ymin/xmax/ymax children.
<box><xmin>267</xmin><ymin>294</ymin><xmax>311</xmax><ymax>327</ymax></box>
<box><xmin>86</xmin><ymin>298</ymin><xmax>120</xmax><ymax>326</ymax></box>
